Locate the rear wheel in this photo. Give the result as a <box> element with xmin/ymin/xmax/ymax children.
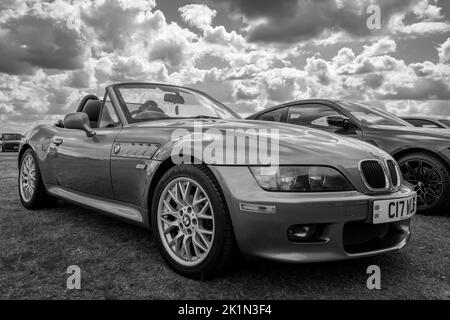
<box><xmin>151</xmin><ymin>165</ymin><xmax>240</xmax><ymax>279</ymax></box>
<box><xmin>18</xmin><ymin>149</ymin><xmax>57</xmax><ymax>209</ymax></box>
<box><xmin>398</xmin><ymin>152</ymin><xmax>449</xmax><ymax>215</ymax></box>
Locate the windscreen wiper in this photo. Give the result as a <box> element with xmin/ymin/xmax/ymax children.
<box><xmin>186</xmin><ymin>115</ymin><xmax>222</xmax><ymax>119</ymax></box>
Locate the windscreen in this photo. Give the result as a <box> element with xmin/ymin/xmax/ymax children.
<box><xmin>117</xmin><ymin>85</ymin><xmax>239</xmax><ymax>122</ymax></box>
<box><xmin>338</xmin><ymin>102</ymin><xmax>412</xmax><ymax>127</ymax></box>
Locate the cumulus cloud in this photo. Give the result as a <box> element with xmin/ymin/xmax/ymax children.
<box><xmin>81</xmin><ymin>0</ymin><xmax>161</xmax><ymax>52</ymax></box>
<box><xmin>438</xmin><ymin>37</ymin><xmax>450</xmax><ymax>63</ymax></box>
<box><xmin>0</xmin><ymin>13</ymin><xmax>85</xmax><ymax>74</ymax></box>
<box><xmin>412</xmin><ymin>0</ymin><xmax>443</xmax><ymax>20</ymax></box>
<box><xmin>65</xmin><ymin>69</ymin><xmax>95</xmax><ymax>89</ymax></box>
<box><xmin>379</xmin><ymin>78</ymin><xmax>450</xmax><ymax>100</ymax></box>
<box><xmin>149</xmin><ymin>38</ymin><xmax>188</xmax><ymax>67</ymax></box>
<box><xmin>332</xmin><ymin>48</ymin><xmax>356</xmax><ymax>67</ymax></box>
<box><xmin>385</xmin><ymin>100</ymin><xmax>450</xmax><ymax>118</ymax></box>
<box><xmin>305</xmin><ymin>57</ymin><xmax>332</xmax><ymax>85</ymax></box>
<box><xmin>338</xmin><ymin>55</ymin><xmax>405</xmax><ymax>75</ymax></box>
<box><xmin>232</xmin><ymin>83</ymin><xmax>260</xmax><ymax>100</ymax></box>
<box><xmin>213</xmin><ymin>0</ymin><xmax>422</xmax><ymax>43</ymax></box>
<box><xmin>364</xmin><ymin>74</ymin><xmax>384</xmax><ymax>89</ymax></box>
<box><xmin>179</xmin><ymin>4</ymin><xmax>217</xmax><ymax>29</ymax></box>
<box><xmin>398</xmin><ymin>21</ymin><xmax>450</xmax><ymax>35</ymax></box>
<box><xmin>409</xmin><ymin>60</ymin><xmax>450</xmax><ymax>78</ymax></box>
<box><xmin>0</xmin><ymin>0</ymin><xmax>449</xmax><ymax>132</ymax></box>
<box><xmin>361</xmin><ymin>38</ymin><xmax>397</xmax><ymax>57</ymax></box>
<box><xmin>388</xmin><ymin>0</ymin><xmax>450</xmax><ymax>36</ymax></box>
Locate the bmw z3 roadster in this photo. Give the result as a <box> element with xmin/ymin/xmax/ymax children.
<box><xmin>18</xmin><ymin>83</ymin><xmax>417</xmax><ymax>278</ymax></box>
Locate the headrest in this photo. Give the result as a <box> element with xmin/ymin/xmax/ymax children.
<box><xmin>82</xmin><ymin>100</ymin><xmax>103</xmax><ymax>122</ymax></box>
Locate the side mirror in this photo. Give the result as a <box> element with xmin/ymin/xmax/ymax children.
<box><xmin>64</xmin><ymin>112</ymin><xmax>96</xmax><ymax>137</ymax></box>
<box><xmin>55</xmin><ymin>119</ymin><xmax>64</xmax><ymax>128</ymax></box>
<box><xmin>327</xmin><ymin>115</ymin><xmax>352</xmax><ymax>129</ymax></box>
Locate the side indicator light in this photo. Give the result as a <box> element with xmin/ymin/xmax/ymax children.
<box><xmin>239</xmin><ymin>203</ymin><xmax>276</xmax><ymax>214</ymax></box>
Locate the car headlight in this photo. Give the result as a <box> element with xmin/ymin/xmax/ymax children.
<box><xmin>249</xmin><ymin>166</ymin><xmax>354</xmax><ymax>192</ymax></box>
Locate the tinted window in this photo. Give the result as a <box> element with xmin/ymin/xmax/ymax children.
<box><xmin>98</xmin><ymin>99</ymin><xmax>120</xmax><ymax>128</ymax></box>
<box><xmin>256</xmin><ymin>108</ymin><xmax>285</xmax><ymax>122</ymax></box>
<box><xmin>287</xmin><ymin>104</ymin><xmax>341</xmax><ymax>128</ymax></box>
<box><xmin>439</xmin><ymin>119</ymin><xmax>450</xmax><ymax>126</ymax></box>
<box><xmin>405</xmin><ymin>119</ymin><xmax>441</xmax><ymax>128</ymax></box>
<box><xmin>338</xmin><ymin>102</ymin><xmax>410</xmax><ymax>126</ymax></box>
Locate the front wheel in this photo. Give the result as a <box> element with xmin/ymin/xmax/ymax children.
<box><xmin>18</xmin><ymin>149</ymin><xmax>57</xmax><ymax>209</ymax></box>
<box><xmin>398</xmin><ymin>152</ymin><xmax>449</xmax><ymax>215</ymax></box>
<box><xmin>151</xmin><ymin>165</ymin><xmax>240</xmax><ymax>279</ymax></box>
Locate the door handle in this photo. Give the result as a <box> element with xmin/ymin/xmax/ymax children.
<box><xmin>52</xmin><ymin>137</ymin><xmax>63</xmax><ymax>146</ymax></box>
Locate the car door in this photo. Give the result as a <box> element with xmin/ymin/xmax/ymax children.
<box><xmin>284</xmin><ymin>104</ymin><xmax>363</xmax><ymax>139</ymax></box>
<box><xmin>48</xmin><ymin>95</ymin><xmax>122</xmax><ymax>199</ymax></box>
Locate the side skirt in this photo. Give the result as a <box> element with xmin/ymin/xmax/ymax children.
<box><xmin>47</xmin><ymin>185</ymin><xmax>146</xmax><ymax>225</ymax></box>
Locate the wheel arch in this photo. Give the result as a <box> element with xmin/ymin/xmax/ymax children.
<box><xmin>392</xmin><ymin>148</ymin><xmax>450</xmax><ymax>170</ymax></box>
<box><xmin>18</xmin><ymin>144</ymin><xmax>33</xmax><ymax>168</ymax></box>
<box><xmin>146</xmin><ymin>156</ymin><xmax>220</xmax><ymax>222</ymax></box>
<box><xmin>147</xmin><ymin>157</ymin><xmax>176</xmax><ymax>218</ymax></box>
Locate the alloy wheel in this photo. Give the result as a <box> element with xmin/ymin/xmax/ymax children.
<box><xmin>157</xmin><ymin>177</ymin><xmax>215</xmax><ymax>267</ymax></box>
<box><xmin>20</xmin><ymin>154</ymin><xmax>37</xmax><ymax>202</ymax></box>
<box><xmin>399</xmin><ymin>159</ymin><xmax>444</xmax><ymax>210</ymax></box>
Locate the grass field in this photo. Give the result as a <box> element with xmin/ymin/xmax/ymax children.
<box><xmin>0</xmin><ymin>152</ymin><xmax>449</xmax><ymax>299</ymax></box>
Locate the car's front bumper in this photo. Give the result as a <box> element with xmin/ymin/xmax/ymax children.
<box><xmin>210</xmin><ymin>166</ymin><xmax>415</xmax><ymax>263</ymax></box>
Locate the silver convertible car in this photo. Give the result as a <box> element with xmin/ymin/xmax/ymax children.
<box><xmin>18</xmin><ymin>83</ymin><xmax>417</xmax><ymax>278</ymax></box>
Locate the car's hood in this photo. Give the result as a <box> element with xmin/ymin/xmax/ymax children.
<box><xmin>369</xmin><ymin>125</ymin><xmax>450</xmax><ymax>139</ymax></box>
<box><xmin>129</xmin><ymin>119</ymin><xmax>390</xmax><ymax>166</ymax></box>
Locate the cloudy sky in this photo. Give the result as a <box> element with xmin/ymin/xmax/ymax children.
<box><xmin>1</xmin><ymin>0</ymin><xmax>450</xmax><ymax>133</ymax></box>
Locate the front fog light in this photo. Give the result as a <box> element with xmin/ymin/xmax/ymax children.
<box><xmin>287</xmin><ymin>225</ymin><xmax>318</xmax><ymax>242</ymax></box>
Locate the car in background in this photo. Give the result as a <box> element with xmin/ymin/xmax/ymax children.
<box><xmin>402</xmin><ymin>117</ymin><xmax>450</xmax><ymax>129</ymax></box>
<box><xmin>17</xmin><ymin>83</ymin><xmax>416</xmax><ymax>278</ymax></box>
<box><xmin>248</xmin><ymin>100</ymin><xmax>450</xmax><ymax>216</ymax></box>
<box><xmin>0</xmin><ymin>133</ymin><xmax>22</xmax><ymax>152</ymax></box>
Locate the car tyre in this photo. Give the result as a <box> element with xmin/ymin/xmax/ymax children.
<box><xmin>398</xmin><ymin>152</ymin><xmax>449</xmax><ymax>215</ymax></box>
<box><xmin>18</xmin><ymin>149</ymin><xmax>57</xmax><ymax>209</ymax></box>
<box><xmin>151</xmin><ymin>165</ymin><xmax>240</xmax><ymax>279</ymax></box>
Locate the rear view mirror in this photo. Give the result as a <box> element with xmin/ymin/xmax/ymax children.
<box><xmin>64</xmin><ymin>112</ymin><xmax>96</xmax><ymax>137</ymax></box>
<box><xmin>327</xmin><ymin>115</ymin><xmax>352</xmax><ymax>129</ymax></box>
<box><xmin>164</xmin><ymin>93</ymin><xmax>185</xmax><ymax>104</ymax></box>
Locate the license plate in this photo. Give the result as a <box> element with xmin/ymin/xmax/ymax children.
<box><xmin>13</xmin><ymin>146</ymin><xmax>19</xmax><ymax>150</ymax></box>
<box><xmin>373</xmin><ymin>195</ymin><xmax>417</xmax><ymax>224</ymax></box>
